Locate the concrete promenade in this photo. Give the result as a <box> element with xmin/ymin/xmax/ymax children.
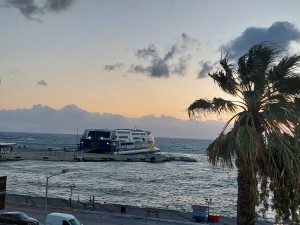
<box><xmin>0</xmin><ymin>147</ymin><xmax>175</xmax><ymax>162</ymax></box>
<box><xmin>3</xmin><ymin>194</ymin><xmax>273</xmax><ymax>225</ymax></box>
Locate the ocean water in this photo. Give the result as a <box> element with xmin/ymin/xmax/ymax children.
<box><xmin>0</xmin><ymin>132</ymin><xmax>238</xmax><ymax>217</ymax></box>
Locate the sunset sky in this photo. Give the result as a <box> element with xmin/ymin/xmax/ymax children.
<box><xmin>1</xmin><ymin>0</ymin><xmax>300</xmax><ymax>122</ymax></box>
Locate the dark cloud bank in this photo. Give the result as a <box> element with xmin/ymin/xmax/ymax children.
<box><xmin>221</xmin><ymin>21</ymin><xmax>300</xmax><ymax>57</ymax></box>
<box><xmin>0</xmin><ymin>104</ymin><xmax>227</xmax><ymax>139</ymax></box>
<box><xmin>209</xmin><ymin>21</ymin><xmax>300</xmax><ymax>77</ymax></box>
<box><xmin>105</xmin><ymin>21</ymin><xmax>300</xmax><ymax>79</ymax></box>
<box><xmin>196</xmin><ymin>21</ymin><xmax>300</xmax><ymax>78</ymax></box>
<box><xmin>0</xmin><ymin>0</ymin><xmax>77</xmax><ymax>19</ymax></box>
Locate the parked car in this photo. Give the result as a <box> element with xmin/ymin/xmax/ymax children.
<box><xmin>0</xmin><ymin>211</ymin><xmax>39</xmax><ymax>225</ymax></box>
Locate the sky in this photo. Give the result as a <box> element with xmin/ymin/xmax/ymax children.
<box><xmin>1</xmin><ymin>0</ymin><xmax>300</xmax><ymax>131</ymax></box>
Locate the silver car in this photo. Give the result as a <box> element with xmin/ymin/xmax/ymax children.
<box><xmin>0</xmin><ymin>211</ymin><xmax>39</xmax><ymax>225</ymax></box>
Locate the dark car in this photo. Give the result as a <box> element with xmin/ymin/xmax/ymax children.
<box><xmin>0</xmin><ymin>212</ymin><xmax>39</xmax><ymax>225</ymax></box>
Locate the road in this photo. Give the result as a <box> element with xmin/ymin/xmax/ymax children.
<box><xmin>2</xmin><ymin>194</ymin><xmax>271</xmax><ymax>225</ymax></box>
<box><xmin>3</xmin><ymin>203</ymin><xmax>196</xmax><ymax>225</ymax></box>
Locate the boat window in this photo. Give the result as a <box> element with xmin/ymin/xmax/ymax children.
<box><xmin>88</xmin><ymin>131</ymin><xmax>111</xmax><ymax>139</ymax></box>
<box><xmin>116</xmin><ymin>131</ymin><xmax>130</xmax><ymax>134</ymax></box>
<box><xmin>118</xmin><ymin>136</ymin><xmax>128</xmax><ymax>139</ymax></box>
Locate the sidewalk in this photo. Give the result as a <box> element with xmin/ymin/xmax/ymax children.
<box><xmin>4</xmin><ymin>194</ymin><xmax>272</xmax><ymax>225</ymax></box>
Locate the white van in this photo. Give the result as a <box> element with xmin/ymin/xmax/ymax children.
<box><xmin>46</xmin><ymin>213</ymin><xmax>82</xmax><ymax>225</ymax></box>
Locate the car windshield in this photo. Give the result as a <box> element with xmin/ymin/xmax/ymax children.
<box><xmin>69</xmin><ymin>218</ymin><xmax>80</xmax><ymax>225</ymax></box>
<box><xmin>18</xmin><ymin>213</ymin><xmax>30</xmax><ymax>220</ymax></box>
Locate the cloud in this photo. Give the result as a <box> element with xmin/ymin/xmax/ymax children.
<box><xmin>132</xmin><ymin>44</ymin><xmax>171</xmax><ymax>77</ymax></box>
<box><xmin>103</xmin><ymin>63</ymin><xmax>124</xmax><ymax>72</ymax></box>
<box><xmin>171</xmin><ymin>55</ymin><xmax>191</xmax><ymax>75</ymax></box>
<box><xmin>197</xmin><ymin>61</ymin><xmax>217</xmax><ymax>79</ymax></box>
<box><xmin>221</xmin><ymin>21</ymin><xmax>300</xmax><ymax>57</ymax></box>
<box><xmin>1</xmin><ymin>68</ymin><xmax>21</xmax><ymax>76</ymax></box>
<box><xmin>44</xmin><ymin>0</ymin><xmax>77</xmax><ymax>13</ymax></box>
<box><xmin>1</xmin><ymin>0</ymin><xmax>77</xmax><ymax>20</ymax></box>
<box><xmin>37</xmin><ymin>80</ymin><xmax>47</xmax><ymax>86</ymax></box>
<box><xmin>129</xmin><ymin>45</ymin><xmax>173</xmax><ymax>78</ymax></box>
<box><xmin>129</xmin><ymin>33</ymin><xmax>200</xmax><ymax>78</ymax></box>
<box><xmin>128</xmin><ymin>64</ymin><xmax>148</xmax><ymax>74</ymax></box>
<box><xmin>104</xmin><ymin>33</ymin><xmax>200</xmax><ymax>78</ymax></box>
<box><xmin>179</xmin><ymin>33</ymin><xmax>201</xmax><ymax>52</ymax></box>
<box><xmin>135</xmin><ymin>44</ymin><xmax>159</xmax><ymax>59</ymax></box>
<box><xmin>130</xmin><ymin>60</ymin><xmax>170</xmax><ymax>78</ymax></box>
<box><xmin>2</xmin><ymin>0</ymin><xmax>42</xmax><ymax>19</ymax></box>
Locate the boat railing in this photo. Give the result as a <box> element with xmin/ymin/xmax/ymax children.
<box><xmin>38</xmin><ymin>149</ymin><xmax>76</xmax><ymax>156</ymax></box>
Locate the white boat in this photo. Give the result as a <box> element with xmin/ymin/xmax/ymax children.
<box><xmin>0</xmin><ymin>142</ymin><xmax>16</xmax><ymax>154</ymax></box>
<box><xmin>79</xmin><ymin>128</ymin><xmax>160</xmax><ymax>155</ymax></box>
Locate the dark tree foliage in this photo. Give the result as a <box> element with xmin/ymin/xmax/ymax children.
<box><xmin>188</xmin><ymin>42</ymin><xmax>300</xmax><ymax>225</ymax></box>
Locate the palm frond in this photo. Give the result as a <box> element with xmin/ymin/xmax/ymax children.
<box><xmin>188</xmin><ymin>98</ymin><xmax>213</xmax><ymax>118</ymax></box>
<box><xmin>209</xmin><ymin>54</ymin><xmax>238</xmax><ymax>95</ymax></box>
<box><xmin>262</xmin><ymin>102</ymin><xmax>288</xmax><ymax>122</ymax></box>
<box><xmin>209</xmin><ymin>71</ymin><xmax>238</xmax><ymax>96</ymax></box>
<box><xmin>269</xmin><ymin>55</ymin><xmax>300</xmax><ymax>96</ymax></box>
<box><xmin>236</xmin><ymin>125</ymin><xmax>262</xmax><ymax>164</ymax></box>
<box><xmin>267</xmin><ymin>133</ymin><xmax>300</xmax><ymax>222</ymax></box>
<box><xmin>240</xmin><ymin>43</ymin><xmax>280</xmax><ymax>95</ymax></box>
<box><xmin>188</xmin><ymin>98</ymin><xmax>238</xmax><ymax>118</ymax></box>
<box><xmin>274</xmin><ymin>76</ymin><xmax>300</xmax><ymax>95</ymax></box>
<box><xmin>295</xmin><ymin>97</ymin><xmax>300</xmax><ymax>107</ymax></box>
<box><xmin>269</xmin><ymin>55</ymin><xmax>300</xmax><ymax>81</ymax></box>
<box><xmin>206</xmin><ymin>132</ymin><xmax>236</xmax><ymax>168</ymax></box>
<box><xmin>262</xmin><ymin>100</ymin><xmax>299</xmax><ymax>134</ymax></box>
<box><xmin>211</xmin><ymin>97</ymin><xmax>238</xmax><ymax>115</ymax></box>
<box><xmin>260</xmin><ymin>93</ymin><xmax>286</xmax><ymax>106</ymax></box>
<box><xmin>269</xmin><ymin>136</ymin><xmax>298</xmax><ymax>172</ymax></box>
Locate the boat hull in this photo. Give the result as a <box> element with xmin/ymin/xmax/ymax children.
<box><xmin>84</xmin><ymin>146</ymin><xmax>160</xmax><ymax>155</ymax></box>
<box><xmin>113</xmin><ymin>146</ymin><xmax>160</xmax><ymax>155</ymax></box>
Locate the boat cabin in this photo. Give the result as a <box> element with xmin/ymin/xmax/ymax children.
<box><xmin>79</xmin><ymin>128</ymin><xmax>155</xmax><ymax>154</ymax></box>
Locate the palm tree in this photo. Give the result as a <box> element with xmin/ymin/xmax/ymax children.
<box><xmin>188</xmin><ymin>42</ymin><xmax>300</xmax><ymax>225</ymax></box>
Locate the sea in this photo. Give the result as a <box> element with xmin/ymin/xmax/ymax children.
<box><xmin>0</xmin><ymin>131</ymin><xmax>238</xmax><ymax>217</ymax></box>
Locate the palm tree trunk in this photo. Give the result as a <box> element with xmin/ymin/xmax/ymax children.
<box><xmin>237</xmin><ymin>165</ymin><xmax>257</xmax><ymax>225</ymax></box>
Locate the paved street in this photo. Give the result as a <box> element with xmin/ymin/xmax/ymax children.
<box><xmin>1</xmin><ymin>194</ymin><xmax>272</xmax><ymax>225</ymax></box>
<box><xmin>3</xmin><ymin>203</ymin><xmax>199</xmax><ymax>225</ymax></box>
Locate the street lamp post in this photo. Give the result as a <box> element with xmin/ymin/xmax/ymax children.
<box><xmin>45</xmin><ymin>169</ymin><xmax>69</xmax><ymax>218</ymax></box>
<box><xmin>68</xmin><ymin>185</ymin><xmax>75</xmax><ymax>207</ymax></box>
<box><xmin>206</xmin><ymin>198</ymin><xmax>212</xmax><ymax>223</ymax></box>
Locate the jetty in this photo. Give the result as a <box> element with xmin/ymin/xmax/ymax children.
<box><xmin>0</xmin><ymin>146</ymin><xmax>169</xmax><ymax>162</ymax></box>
